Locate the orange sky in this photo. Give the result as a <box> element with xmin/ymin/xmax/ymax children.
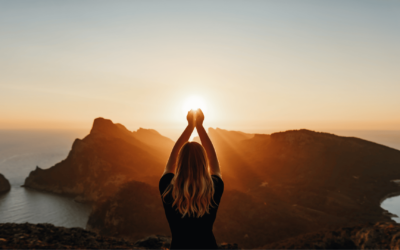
<box><xmin>1</xmin><ymin>1</ymin><xmax>399</xmax><ymax>140</ymax></box>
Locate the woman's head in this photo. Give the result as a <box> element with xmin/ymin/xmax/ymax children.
<box><xmin>162</xmin><ymin>141</ymin><xmax>215</xmax><ymax>218</ymax></box>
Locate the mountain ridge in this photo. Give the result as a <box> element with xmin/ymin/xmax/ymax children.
<box><xmin>21</xmin><ymin>118</ymin><xmax>400</xmax><ymax>248</ymax></box>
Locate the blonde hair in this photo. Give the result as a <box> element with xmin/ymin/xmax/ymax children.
<box><xmin>162</xmin><ymin>142</ymin><xmax>216</xmax><ymax>218</ymax></box>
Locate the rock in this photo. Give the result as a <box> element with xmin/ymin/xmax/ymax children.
<box><xmin>87</xmin><ymin>180</ymin><xmax>170</xmax><ymax>240</ymax></box>
<box><xmin>0</xmin><ymin>223</ymin><xmax>238</xmax><ymax>249</ymax></box>
<box><xmin>263</xmin><ymin>222</ymin><xmax>400</xmax><ymax>249</ymax></box>
<box><xmin>23</xmin><ymin>117</ymin><xmax>174</xmax><ymax>202</ymax></box>
<box><xmin>0</xmin><ymin>222</ymin><xmax>136</xmax><ymax>249</ymax></box>
<box><xmin>22</xmin><ymin>119</ymin><xmax>400</xmax><ymax>248</ymax></box>
<box><xmin>0</xmin><ymin>173</ymin><xmax>11</xmax><ymax>194</ymax></box>
<box><xmin>134</xmin><ymin>235</ymin><xmax>171</xmax><ymax>249</ymax></box>
<box><xmin>207</xmin><ymin>128</ymin><xmax>400</xmax><ymax>247</ymax></box>
<box><xmin>219</xmin><ymin>242</ymin><xmax>240</xmax><ymax>249</ymax></box>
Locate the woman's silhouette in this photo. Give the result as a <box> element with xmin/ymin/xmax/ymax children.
<box><xmin>159</xmin><ymin>109</ymin><xmax>224</xmax><ymax>249</ymax></box>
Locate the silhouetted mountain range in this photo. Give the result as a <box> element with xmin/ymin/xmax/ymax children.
<box><xmin>22</xmin><ymin>118</ymin><xmax>400</xmax><ymax>248</ymax></box>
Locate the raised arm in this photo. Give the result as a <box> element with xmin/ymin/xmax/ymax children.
<box><xmin>195</xmin><ymin>109</ymin><xmax>221</xmax><ymax>178</ymax></box>
<box><xmin>162</xmin><ymin>110</ymin><xmax>195</xmax><ymax>176</ymax></box>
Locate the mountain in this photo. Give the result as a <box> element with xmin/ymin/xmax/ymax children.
<box><xmin>22</xmin><ymin>120</ymin><xmax>400</xmax><ymax>248</ymax></box>
<box><xmin>85</xmin><ymin>128</ymin><xmax>400</xmax><ymax>248</ymax></box>
<box><xmin>205</xmin><ymin>128</ymin><xmax>400</xmax><ymax>246</ymax></box>
<box><xmin>23</xmin><ymin>118</ymin><xmax>173</xmax><ymax>202</ymax></box>
<box><xmin>87</xmin><ymin>180</ymin><xmax>170</xmax><ymax>240</ymax></box>
<box><xmin>0</xmin><ymin>173</ymin><xmax>11</xmax><ymax>194</ymax></box>
<box><xmin>210</xmin><ymin>128</ymin><xmax>400</xmax><ymax>223</ymax></box>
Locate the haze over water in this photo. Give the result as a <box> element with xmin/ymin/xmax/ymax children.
<box><xmin>0</xmin><ymin>128</ymin><xmax>399</xmax><ymax>227</ymax></box>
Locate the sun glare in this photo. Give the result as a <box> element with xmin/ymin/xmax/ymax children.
<box><xmin>182</xmin><ymin>96</ymin><xmax>207</xmax><ymax>114</ymax></box>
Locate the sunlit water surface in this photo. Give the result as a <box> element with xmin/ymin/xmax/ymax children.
<box><xmin>0</xmin><ymin>129</ymin><xmax>399</xmax><ymax>227</ymax></box>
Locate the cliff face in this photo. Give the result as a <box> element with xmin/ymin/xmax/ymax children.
<box><xmin>210</xmin><ymin>128</ymin><xmax>400</xmax><ymax>223</ymax></box>
<box><xmin>23</xmin><ymin>118</ymin><xmax>173</xmax><ymax>202</ymax></box>
<box><xmin>23</xmin><ymin>120</ymin><xmax>400</xmax><ymax>248</ymax></box>
<box><xmin>87</xmin><ymin>180</ymin><xmax>170</xmax><ymax>240</ymax></box>
<box><xmin>0</xmin><ymin>173</ymin><xmax>11</xmax><ymax>194</ymax></box>
<box><xmin>209</xmin><ymin>128</ymin><xmax>400</xmax><ymax>247</ymax></box>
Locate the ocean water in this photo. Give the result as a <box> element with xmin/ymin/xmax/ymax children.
<box><xmin>0</xmin><ymin>130</ymin><xmax>91</xmax><ymax>228</ymax></box>
<box><xmin>0</xmin><ymin>129</ymin><xmax>399</xmax><ymax>228</ymax></box>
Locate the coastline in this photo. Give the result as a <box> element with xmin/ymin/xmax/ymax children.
<box><xmin>20</xmin><ymin>185</ymin><xmax>91</xmax><ymax>205</ymax></box>
<box><xmin>379</xmin><ymin>180</ymin><xmax>400</xmax><ymax>205</ymax></box>
<box><xmin>379</xmin><ymin>180</ymin><xmax>400</xmax><ymax>221</ymax></box>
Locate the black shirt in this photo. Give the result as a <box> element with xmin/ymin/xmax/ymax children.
<box><xmin>159</xmin><ymin>173</ymin><xmax>224</xmax><ymax>249</ymax></box>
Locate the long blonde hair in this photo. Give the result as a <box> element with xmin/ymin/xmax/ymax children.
<box><xmin>162</xmin><ymin>142</ymin><xmax>216</xmax><ymax>218</ymax></box>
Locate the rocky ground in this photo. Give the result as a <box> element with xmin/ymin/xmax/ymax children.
<box><xmin>263</xmin><ymin>222</ymin><xmax>400</xmax><ymax>249</ymax></box>
<box><xmin>1</xmin><ymin>222</ymin><xmax>400</xmax><ymax>249</ymax></box>
<box><xmin>0</xmin><ymin>223</ymin><xmax>239</xmax><ymax>249</ymax></box>
<box><xmin>0</xmin><ymin>174</ymin><xmax>11</xmax><ymax>194</ymax></box>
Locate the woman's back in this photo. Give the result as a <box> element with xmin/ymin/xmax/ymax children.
<box><xmin>159</xmin><ymin>109</ymin><xmax>223</xmax><ymax>249</ymax></box>
<box><xmin>159</xmin><ymin>173</ymin><xmax>224</xmax><ymax>249</ymax></box>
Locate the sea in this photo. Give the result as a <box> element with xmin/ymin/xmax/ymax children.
<box><xmin>0</xmin><ymin>129</ymin><xmax>399</xmax><ymax>229</ymax></box>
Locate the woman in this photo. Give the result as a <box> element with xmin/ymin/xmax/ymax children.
<box><xmin>159</xmin><ymin>109</ymin><xmax>224</xmax><ymax>249</ymax></box>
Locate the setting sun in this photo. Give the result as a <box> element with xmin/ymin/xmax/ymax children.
<box><xmin>182</xmin><ymin>96</ymin><xmax>207</xmax><ymax>114</ymax></box>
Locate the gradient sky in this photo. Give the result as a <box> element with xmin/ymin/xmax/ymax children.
<box><xmin>1</xmin><ymin>1</ymin><xmax>399</xmax><ymax>139</ymax></box>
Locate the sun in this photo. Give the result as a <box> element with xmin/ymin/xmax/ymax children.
<box><xmin>182</xmin><ymin>96</ymin><xmax>207</xmax><ymax>114</ymax></box>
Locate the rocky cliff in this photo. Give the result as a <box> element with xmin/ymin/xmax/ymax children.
<box><xmin>23</xmin><ymin>118</ymin><xmax>174</xmax><ymax>202</ymax></box>
<box><xmin>87</xmin><ymin>180</ymin><xmax>170</xmax><ymax>240</ymax></box>
<box><xmin>22</xmin><ymin>120</ymin><xmax>400</xmax><ymax>248</ymax></box>
<box><xmin>0</xmin><ymin>173</ymin><xmax>11</xmax><ymax>194</ymax></box>
<box><xmin>210</xmin><ymin>128</ymin><xmax>400</xmax><ymax>222</ymax></box>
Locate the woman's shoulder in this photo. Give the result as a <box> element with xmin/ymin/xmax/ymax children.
<box><xmin>211</xmin><ymin>174</ymin><xmax>224</xmax><ymax>189</ymax></box>
<box><xmin>159</xmin><ymin>173</ymin><xmax>175</xmax><ymax>194</ymax></box>
<box><xmin>211</xmin><ymin>174</ymin><xmax>223</xmax><ymax>182</ymax></box>
<box><xmin>160</xmin><ymin>173</ymin><xmax>174</xmax><ymax>184</ymax></box>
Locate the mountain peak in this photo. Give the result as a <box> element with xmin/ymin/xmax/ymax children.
<box><xmin>90</xmin><ymin>117</ymin><xmax>116</xmax><ymax>135</ymax></box>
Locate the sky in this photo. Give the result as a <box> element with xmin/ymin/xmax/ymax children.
<box><xmin>1</xmin><ymin>0</ymin><xmax>399</xmax><ymax>140</ymax></box>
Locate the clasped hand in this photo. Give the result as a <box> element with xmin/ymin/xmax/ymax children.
<box><xmin>187</xmin><ymin>109</ymin><xmax>204</xmax><ymax>128</ymax></box>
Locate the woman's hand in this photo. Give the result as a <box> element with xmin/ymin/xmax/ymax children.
<box><xmin>187</xmin><ymin>109</ymin><xmax>195</xmax><ymax>127</ymax></box>
<box><xmin>195</xmin><ymin>108</ymin><xmax>204</xmax><ymax>127</ymax></box>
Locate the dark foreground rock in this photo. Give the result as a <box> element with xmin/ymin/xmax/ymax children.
<box><xmin>1</xmin><ymin>222</ymin><xmax>400</xmax><ymax>249</ymax></box>
<box><xmin>0</xmin><ymin>223</ymin><xmax>239</xmax><ymax>249</ymax></box>
<box><xmin>263</xmin><ymin>222</ymin><xmax>400</xmax><ymax>249</ymax></box>
<box><xmin>0</xmin><ymin>174</ymin><xmax>11</xmax><ymax>194</ymax></box>
<box><xmin>0</xmin><ymin>223</ymin><xmax>135</xmax><ymax>249</ymax></box>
